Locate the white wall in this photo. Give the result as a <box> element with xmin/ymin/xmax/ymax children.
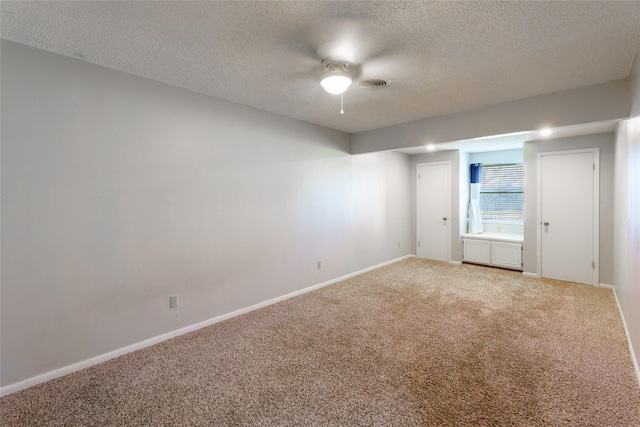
<box><xmin>0</xmin><ymin>41</ymin><xmax>412</xmax><ymax>388</ymax></box>
<box><xmin>613</xmin><ymin>49</ymin><xmax>640</xmax><ymax>380</ymax></box>
<box><xmin>352</xmin><ymin>80</ymin><xmax>630</xmax><ymax>154</ymax></box>
<box><xmin>459</xmin><ymin>151</ymin><xmax>470</xmax><ymax>241</ymax></box>
<box><xmin>469</xmin><ymin>148</ymin><xmax>523</xmax><ymax>164</ymax></box>
<box><xmin>522</xmin><ymin>133</ymin><xmax>615</xmax><ymax>284</ymax></box>
<box><xmin>350</xmin><ymin>152</ymin><xmax>412</xmax><ymax>271</ymax></box>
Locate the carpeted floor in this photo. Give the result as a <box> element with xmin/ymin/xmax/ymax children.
<box><xmin>1</xmin><ymin>258</ymin><xmax>639</xmax><ymax>426</ymax></box>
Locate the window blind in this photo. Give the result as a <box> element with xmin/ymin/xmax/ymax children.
<box><xmin>479</xmin><ymin>163</ymin><xmax>524</xmax><ymax>220</ymax></box>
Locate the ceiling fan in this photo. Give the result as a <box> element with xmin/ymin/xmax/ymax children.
<box><xmin>314</xmin><ymin>40</ymin><xmax>392</xmax><ymax>114</ymax></box>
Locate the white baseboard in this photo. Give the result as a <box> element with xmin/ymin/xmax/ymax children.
<box><xmin>598</xmin><ymin>283</ymin><xmax>613</xmax><ymax>289</ymax></box>
<box><xmin>610</xmin><ymin>286</ymin><xmax>640</xmax><ymax>388</ymax></box>
<box><xmin>449</xmin><ymin>260</ymin><xmax>462</xmax><ymax>265</ymax></box>
<box><xmin>522</xmin><ymin>272</ymin><xmax>539</xmax><ymax>278</ymax></box>
<box><xmin>1</xmin><ymin>254</ymin><xmax>414</xmax><ymax>397</ymax></box>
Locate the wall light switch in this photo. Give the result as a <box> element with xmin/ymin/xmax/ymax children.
<box><xmin>169</xmin><ymin>295</ymin><xmax>179</xmax><ymax>309</ymax></box>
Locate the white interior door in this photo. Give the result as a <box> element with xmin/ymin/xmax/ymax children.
<box><xmin>417</xmin><ymin>162</ymin><xmax>450</xmax><ymax>262</ymax></box>
<box><xmin>538</xmin><ymin>149</ymin><xmax>599</xmax><ymax>285</ymax></box>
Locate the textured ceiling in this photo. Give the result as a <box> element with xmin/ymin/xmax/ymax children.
<box><xmin>1</xmin><ymin>1</ymin><xmax>640</xmax><ymax>134</ymax></box>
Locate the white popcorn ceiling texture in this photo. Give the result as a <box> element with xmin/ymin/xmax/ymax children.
<box><xmin>1</xmin><ymin>1</ymin><xmax>640</xmax><ymax>134</ymax></box>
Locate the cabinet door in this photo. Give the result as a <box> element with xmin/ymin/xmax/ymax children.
<box><xmin>491</xmin><ymin>242</ymin><xmax>522</xmax><ymax>270</ymax></box>
<box><xmin>463</xmin><ymin>240</ymin><xmax>490</xmax><ymax>264</ymax></box>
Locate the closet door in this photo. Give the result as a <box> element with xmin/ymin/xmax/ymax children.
<box><xmin>416</xmin><ymin>162</ymin><xmax>450</xmax><ymax>262</ymax></box>
<box><xmin>538</xmin><ymin>149</ymin><xmax>599</xmax><ymax>285</ymax></box>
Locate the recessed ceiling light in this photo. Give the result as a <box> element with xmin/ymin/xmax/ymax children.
<box><xmin>540</xmin><ymin>127</ymin><xmax>553</xmax><ymax>137</ymax></box>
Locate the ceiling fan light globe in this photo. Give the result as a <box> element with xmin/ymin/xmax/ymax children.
<box><xmin>320</xmin><ymin>75</ymin><xmax>352</xmax><ymax>95</ymax></box>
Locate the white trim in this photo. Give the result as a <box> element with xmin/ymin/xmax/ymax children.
<box><xmin>449</xmin><ymin>260</ymin><xmax>462</xmax><ymax>265</ymax></box>
<box><xmin>598</xmin><ymin>283</ymin><xmax>613</xmax><ymax>289</ymax></box>
<box><xmin>461</xmin><ymin>233</ymin><xmax>523</xmax><ymax>244</ymax></box>
<box><xmin>522</xmin><ymin>272</ymin><xmax>539</xmax><ymax>278</ymax></box>
<box><xmin>416</xmin><ymin>161</ymin><xmax>452</xmax><ymax>263</ymax></box>
<box><xmin>536</xmin><ymin>148</ymin><xmax>600</xmax><ymax>286</ymax></box>
<box><xmin>610</xmin><ymin>286</ymin><xmax>640</xmax><ymax>388</ymax></box>
<box><xmin>0</xmin><ymin>255</ymin><xmax>414</xmax><ymax>397</ymax></box>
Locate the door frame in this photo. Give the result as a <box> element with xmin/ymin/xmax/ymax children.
<box><xmin>416</xmin><ymin>161</ymin><xmax>451</xmax><ymax>262</ymax></box>
<box><xmin>536</xmin><ymin>148</ymin><xmax>600</xmax><ymax>285</ymax></box>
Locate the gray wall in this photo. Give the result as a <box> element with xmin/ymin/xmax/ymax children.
<box><xmin>522</xmin><ymin>133</ymin><xmax>615</xmax><ymax>284</ymax></box>
<box><xmin>0</xmin><ymin>41</ymin><xmax>412</xmax><ymax>387</ymax></box>
<box><xmin>614</xmin><ymin>49</ymin><xmax>640</xmax><ymax>378</ymax></box>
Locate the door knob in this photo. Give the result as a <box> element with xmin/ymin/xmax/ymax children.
<box><xmin>443</xmin><ymin>217</ymin><xmax>448</xmax><ymax>221</ymax></box>
<box><xmin>543</xmin><ymin>221</ymin><xmax>550</xmax><ymax>226</ymax></box>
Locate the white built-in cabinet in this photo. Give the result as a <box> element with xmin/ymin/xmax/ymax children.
<box><xmin>462</xmin><ymin>234</ymin><xmax>523</xmax><ymax>271</ymax></box>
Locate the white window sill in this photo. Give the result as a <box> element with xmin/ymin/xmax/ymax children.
<box><xmin>462</xmin><ymin>233</ymin><xmax>523</xmax><ymax>243</ymax></box>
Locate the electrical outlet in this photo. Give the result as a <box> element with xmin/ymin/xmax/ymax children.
<box><xmin>169</xmin><ymin>295</ymin><xmax>179</xmax><ymax>309</ymax></box>
<box><xmin>318</xmin><ymin>260</ymin><xmax>322</xmax><ymax>269</ymax></box>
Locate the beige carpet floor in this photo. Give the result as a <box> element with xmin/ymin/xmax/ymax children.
<box><xmin>1</xmin><ymin>258</ymin><xmax>639</xmax><ymax>426</ymax></box>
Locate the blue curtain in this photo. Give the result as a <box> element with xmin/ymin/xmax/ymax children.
<box><xmin>469</xmin><ymin>163</ymin><xmax>483</xmax><ymax>234</ymax></box>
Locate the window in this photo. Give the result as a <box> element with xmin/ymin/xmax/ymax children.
<box><xmin>480</xmin><ymin>163</ymin><xmax>524</xmax><ymax>221</ymax></box>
